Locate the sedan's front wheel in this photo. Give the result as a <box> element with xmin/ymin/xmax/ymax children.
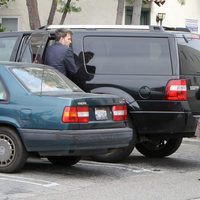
<box><xmin>0</xmin><ymin>127</ymin><xmax>28</xmax><ymax>173</ymax></box>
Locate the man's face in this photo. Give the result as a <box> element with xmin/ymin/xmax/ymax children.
<box><xmin>63</xmin><ymin>33</ymin><xmax>72</xmax><ymax>47</ymax></box>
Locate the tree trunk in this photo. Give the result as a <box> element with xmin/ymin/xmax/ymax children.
<box><xmin>26</xmin><ymin>0</ymin><xmax>41</xmax><ymax>30</ymax></box>
<box><xmin>115</xmin><ymin>0</ymin><xmax>125</xmax><ymax>25</ymax></box>
<box><xmin>131</xmin><ymin>0</ymin><xmax>143</xmax><ymax>25</ymax></box>
<box><xmin>47</xmin><ymin>0</ymin><xmax>58</xmax><ymax>25</ymax></box>
<box><xmin>59</xmin><ymin>0</ymin><xmax>71</xmax><ymax>25</ymax></box>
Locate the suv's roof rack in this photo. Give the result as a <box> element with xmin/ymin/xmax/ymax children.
<box><xmin>37</xmin><ymin>25</ymin><xmax>48</xmax><ymax>30</ymax></box>
<box><xmin>47</xmin><ymin>24</ymin><xmax>163</xmax><ymax>31</ymax></box>
<box><xmin>163</xmin><ymin>26</ymin><xmax>191</xmax><ymax>32</ymax></box>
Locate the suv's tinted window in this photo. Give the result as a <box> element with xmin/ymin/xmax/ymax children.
<box><xmin>0</xmin><ymin>36</ymin><xmax>18</xmax><ymax>61</ymax></box>
<box><xmin>21</xmin><ymin>32</ymin><xmax>49</xmax><ymax>64</ymax></box>
<box><xmin>83</xmin><ymin>36</ymin><xmax>172</xmax><ymax>75</ymax></box>
<box><xmin>178</xmin><ymin>36</ymin><xmax>200</xmax><ymax>75</ymax></box>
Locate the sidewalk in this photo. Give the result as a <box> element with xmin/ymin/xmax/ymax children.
<box><xmin>183</xmin><ymin>137</ymin><xmax>200</xmax><ymax>145</ymax></box>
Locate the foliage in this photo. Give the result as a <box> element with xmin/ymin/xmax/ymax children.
<box><xmin>58</xmin><ymin>0</ymin><xmax>81</xmax><ymax>13</ymax></box>
<box><xmin>0</xmin><ymin>0</ymin><xmax>14</xmax><ymax>7</ymax></box>
<box><xmin>126</xmin><ymin>0</ymin><xmax>152</xmax><ymax>4</ymax></box>
<box><xmin>0</xmin><ymin>24</ymin><xmax>6</xmax><ymax>32</ymax></box>
<box><xmin>126</xmin><ymin>0</ymin><xmax>134</xmax><ymax>4</ymax></box>
<box><xmin>57</xmin><ymin>0</ymin><xmax>81</xmax><ymax>25</ymax></box>
<box><xmin>177</xmin><ymin>0</ymin><xmax>185</xmax><ymax>5</ymax></box>
<box><xmin>126</xmin><ymin>0</ymin><xmax>186</xmax><ymax>5</ymax></box>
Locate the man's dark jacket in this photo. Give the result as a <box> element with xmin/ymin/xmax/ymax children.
<box><xmin>44</xmin><ymin>42</ymin><xmax>78</xmax><ymax>76</ymax></box>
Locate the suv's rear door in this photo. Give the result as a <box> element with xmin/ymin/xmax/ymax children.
<box><xmin>178</xmin><ymin>33</ymin><xmax>200</xmax><ymax>115</ymax></box>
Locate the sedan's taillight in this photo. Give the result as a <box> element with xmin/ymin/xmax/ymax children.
<box><xmin>112</xmin><ymin>105</ymin><xmax>127</xmax><ymax>121</ymax></box>
<box><xmin>62</xmin><ymin>106</ymin><xmax>89</xmax><ymax>123</ymax></box>
<box><xmin>165</xmin><ymin>79</ymin><xmax>187</xmax><ymax>101</ymax></box>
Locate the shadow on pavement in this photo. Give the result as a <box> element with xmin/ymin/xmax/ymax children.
<box><xmin>22</xmin><ymin>157</ymin><xmax>115</xmax><ymax>177</ymax></box>
<box><xmin>121</xmin><ymin>153</ymin><xmax>200</xmax><ymax>172</ymax></box>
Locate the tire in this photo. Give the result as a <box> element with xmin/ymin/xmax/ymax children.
<box><xmin>91</xmin><ymin>116</ymin><xmax>136</xmax><ymax>163</ymax></box>
<box><xmin>136</xmin><ymin>137</ymin><xmax>183</xmax><ymax>158</ymax></box>
<box><xmin>47</xmin><ymin>156</ymin><xmax>81</xmax><ymax>166</ymax></box>
<box><xmin>0</xmin><ymin>127</ymin><xmax>28</xmax><ymax>173</ymax></box>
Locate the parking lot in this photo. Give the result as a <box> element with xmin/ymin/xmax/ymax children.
<box><xmin>1</xmin><ymin>138</ymin><xmax>200</xmax><ymax>200</ymax></box>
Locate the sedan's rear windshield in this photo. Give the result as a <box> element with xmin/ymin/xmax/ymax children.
<box><xmin>11</xmin><ymin>66</ymin><xmax>82</xmax><ymax>95</ymax></box>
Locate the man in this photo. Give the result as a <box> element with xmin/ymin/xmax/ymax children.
<box><xmin>44</xmin><ymin>28</ymin><xmax>79</xmax><ymax>77</ymax></box>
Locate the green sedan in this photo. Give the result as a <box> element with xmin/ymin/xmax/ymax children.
<box><xmin>0</xmin><ymin>62</ymin><xmax>132</xmax><ymax>173</ymax></box>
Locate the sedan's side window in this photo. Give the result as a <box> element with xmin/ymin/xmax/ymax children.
<box><xmin>0</xmin><ymin>81</ymin><xmax>7</xmax><ymax>101</ymax></box>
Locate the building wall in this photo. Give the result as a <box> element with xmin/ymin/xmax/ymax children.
<box><xmin>151</xmin><ymin>0</ymin><xmax>200</xmax><ymax>32</ymax></box>
<box><xmin>0</xmin><ymin>0</ymin><xmax>28</xmax><ymax>30</ymax></box>
<box><xmin>0</xmin><ymin>0</ymin><xmax>199</xmax><ymax>32</ymax></box>
<box><xmin>0</xmin><ymin>0</ymin><xmax>118</xmax><ymax>31</ymax></box>
<box><xmin>51</xmin><ymin>0</ymin><xmax>118</xmax><ymax>25</ymax></box>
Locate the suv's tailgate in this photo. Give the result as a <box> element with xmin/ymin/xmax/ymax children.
<box><xmin>178</xmin><ymin>33</ymin><xmax>200</xmax><ymax>116</ymax></box>
<box><xmin>186</xmin><ymin>75</ymin><xmax>200</xmax><ymax>115</ymax></box>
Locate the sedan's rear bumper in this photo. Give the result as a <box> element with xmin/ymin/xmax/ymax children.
<box><xmin>19</xmin><ymin>127</ymin><xmax>133</xmax><ymax>156</ymax></box>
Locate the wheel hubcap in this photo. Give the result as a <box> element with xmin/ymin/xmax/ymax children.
<box><xmin>144</xmin><ymin>139</ymin><xmax>167</xmax><ymax>151</ymax></box>
<box><xmin>0</xmin><ymin>134</ymin><xmax>15</xmax><ymax>167</ymax></box>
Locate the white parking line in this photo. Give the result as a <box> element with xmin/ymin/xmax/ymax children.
<box><xmin>0</xmin><ymin>174</ymin><xmax>59</xmax><ymax>187</ymax></box>
<box><xmin>79</xmin><ymin>160</ymin><xmax>162</xmax><ymax>174</ymax></box>
<box><xmin>0</xmin><ymin>161</ymin><xmax>159</xmax><ymax>188</ymax></box>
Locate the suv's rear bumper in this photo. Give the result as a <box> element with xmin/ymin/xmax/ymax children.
<box><xmin>131</xmin><ymin>111</ymin><xmax>196</xmax><ymax>137</ymax></box>
<box><xmin>19</xmin><ymin>127</ymin><xmax>133</xmax><ymax>155</ymax></box>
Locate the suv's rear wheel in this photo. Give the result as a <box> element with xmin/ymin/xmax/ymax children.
<box><xmin>0</xmin><ymin>127</ymin><xmax>28</xmax><ymax>173</ymax></box>
<box><xmin>91</xmin><ymin>116</ymin><xmax>136</xmax><ymax>162</ymax></box>
<box><xmin>136</xmin><ymin>137</ymin><xmax>183</xmax><ymax>157</ymax></box>
<box><xmin>47</xmin><ymin>156</ymin><xmax>81</xmax><ymax>166</ymax></box>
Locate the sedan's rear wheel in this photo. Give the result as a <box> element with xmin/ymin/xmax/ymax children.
<box><xmin>136</xmin><ymin>138</ymin><xmax>183</xmax><ymax>157</ymax></box>
<box><xmin>91</xmin><ymin>116</ymin><xmax>136</xmax><ymax>162</ymax></box>
<box><xmin>47</xmin><ymin>156</ymin><xmax>81</xmax><ymax>166</ymax></box>
<box><xmin>90</xmin><ymin>143</ymin><xmax>135</xmax><ymax>163</ymax></box>
<box><xmin>0</xmin><ymin>127</ymin><xmax>28</xmax><ymax>173</ymax></box>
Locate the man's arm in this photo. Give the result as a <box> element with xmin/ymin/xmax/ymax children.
<box><xmin>64</xmin><ymin>48</ymin><xmax>79</xmax><ymax>74</ymax></box>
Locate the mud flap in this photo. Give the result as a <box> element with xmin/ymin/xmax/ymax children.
<box><xmin>195</xmin><ymin>118</ymin><xmax>200</xmax><ymax>137</ymax></box>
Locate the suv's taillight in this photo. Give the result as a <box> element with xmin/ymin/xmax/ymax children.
<box><xmin>165</xmin><ymin>79</ymin><xmax>187</xmax><ymax>101</ymax></box>
<box><xmin>62</xmin><ymin>106</ymin><xmax>89</xmax><ymax>123</ymax></box>
<box><xmin>112</xmin><ymin>105</ymin><xmax>127</xmax><ymax>121</ymax></box>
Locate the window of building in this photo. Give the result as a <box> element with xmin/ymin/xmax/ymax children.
<box><xmin>125</xmin><ymin>6</ymin><xmax>150</xmax><ymax>25</ymax></box>
<box><xmin>1</xmin><ymin>17</ymin><xmax>18</xmax><ymax>32</ymax></box>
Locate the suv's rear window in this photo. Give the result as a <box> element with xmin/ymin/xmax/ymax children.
<box><xmin>0</xmin><ymin>36</ymin><xmax>18</xmax><ymax>61</ymax></box>
<box><xmin>178</xmin><ymin>35</ymin><xmax>200</xmax><ymax>75</ymax></box>
<box><xmin>83</xmin><ymin>36</ymin><xmax>172</xmax><ymax>75</ymax></box>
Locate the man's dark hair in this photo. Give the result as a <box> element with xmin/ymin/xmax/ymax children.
<box><xmin>55</xmin><ymin>28</ymin><xmax>73</xmax><ymax>41</ymax></box>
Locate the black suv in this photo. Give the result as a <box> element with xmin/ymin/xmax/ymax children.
<box><xmin>0</xmin><ymin>25</ymin><xmax>199</xmax><ymax>162</ymax></box>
